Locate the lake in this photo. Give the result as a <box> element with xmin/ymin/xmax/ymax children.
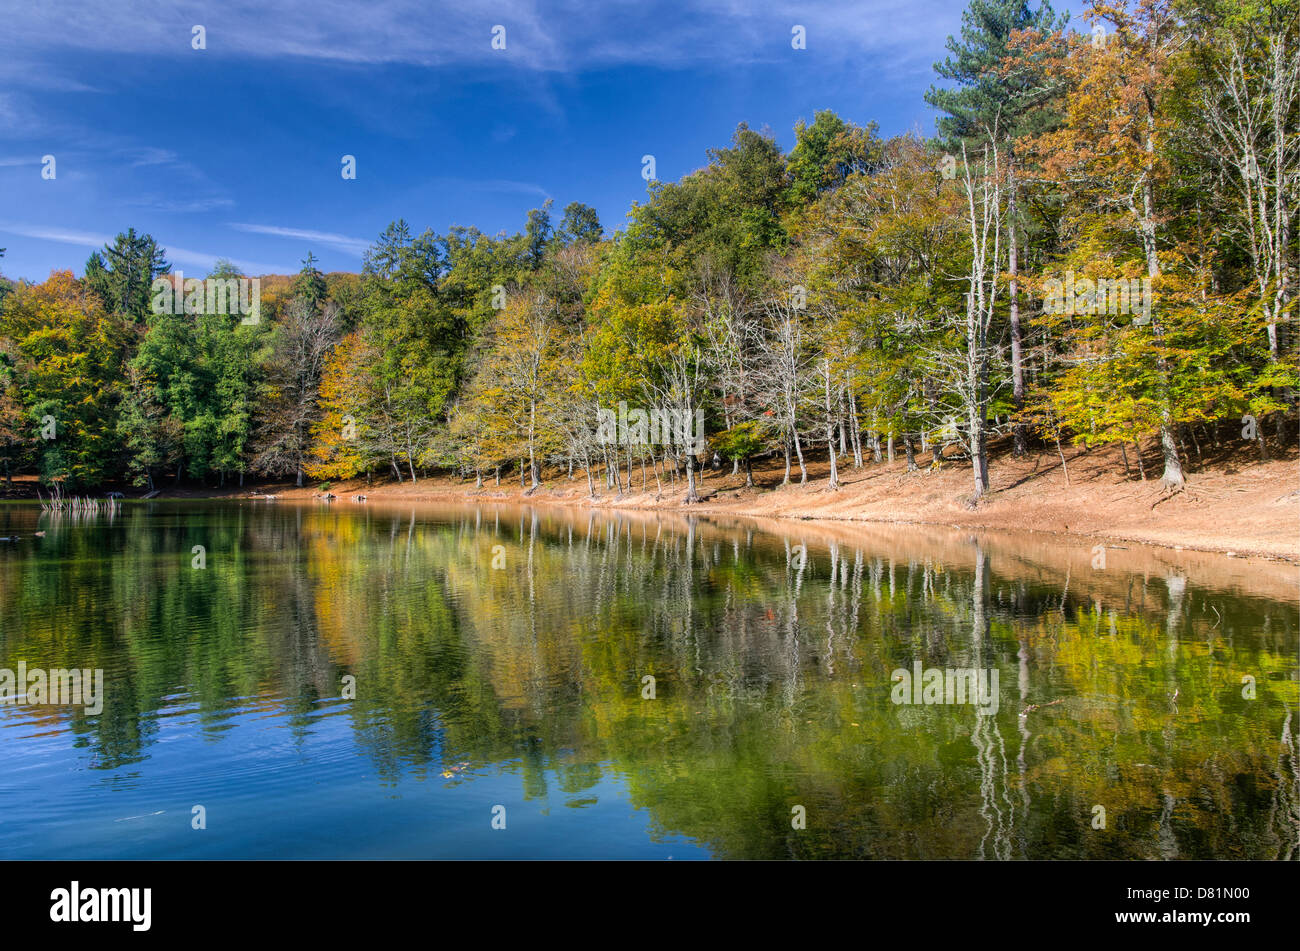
<box><xmin>0</xmin><ymin>500</ymin><xmax>1296</xmax><ymax>859</ymax></box>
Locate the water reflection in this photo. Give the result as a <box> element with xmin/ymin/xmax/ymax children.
<box><xmin>0</xmin><ymin>501</ymin><xmax>1296</xmax><ymax>859</ymax></box>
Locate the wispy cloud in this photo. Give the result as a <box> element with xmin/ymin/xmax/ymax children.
<box><xmin>125</xmin><ymin>195</ymin><xmax>236</xmax><ymax>213</ymax></box>
<box><xmin>128</xmin><ymin>148</ymin><xmax>182</xmax><ymax>168</ymax></box>
<box><xmin>0</xmin><ymin>223</ymin><xmax>288</xmax><ymax>276</ymax></box>
<box><xmin>228</xmin><ymin>223</ymin><xmax>372</xmax><ymax>257</ymax></box>
<box><xmin>430</xmin><ymin>177</ymin><xmax>551</xmax><ymax>200</ymax></box>
<box><xmin>0</xmin><ymin>224</ymin><xmax>112</xmax><ymax>249</ymax></box>
<box><xmin>0</xmin><ymin>1</ymin><xmax>964</xmax><ymax>75</ymax></box>
<box><xmin>0</xmin><ymin>57</ymin><xmax>99</xmax><ymax>93</ymax></box>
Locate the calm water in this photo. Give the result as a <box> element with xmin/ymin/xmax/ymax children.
<box><xmin>0</xmin><ymin>500</ymin><xmax>1296</xmax><ymax>860</ymax></box>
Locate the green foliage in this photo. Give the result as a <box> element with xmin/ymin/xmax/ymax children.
<box><xmin>925</xmin><ymin>0</ymin><xmax>1069</xmax><ymax>150</ymax></box>
<box><xmin>0</xmin><ymin>2</ymin><xmax>1294</xmax><ymax>491</ymax></box>
<box><xmin>83</xmin><ymin>228</ymin><xmax>170</xmax><ymax>322</ymax></box>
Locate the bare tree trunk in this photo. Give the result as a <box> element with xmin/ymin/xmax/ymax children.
<box><xmin>970</xmin><ymin>405</ymin><xmax>990</xmax><ymax>497</ymax></box>
<box><xmin>683</xmin><ymin>452</ymin><xmax>699</xmax><ymax>503</ymax></box>
<box><xmin>1055</xmin><ymin>430</ymin><xmax>1070</xmax><ymax>485</ymax></box>
<box><xmin>837</xmin><ymin>395</ymin><xmax>847</xmax><ymax>458</ymax></box>
<box><xmin>824</xmin><ymin>360</ymin><xmax>839</xmax><ymax>489</ymax></box>
<box><xmin>528</xmin><ymin>414</ymin><xmax>540</xmax><ymax>489</ymax></box>
<box><xmin>849</xmin><ymin>387</ymin><xmax>864</xmax><ymax>467</ymax></box>
<box><xmin>1009</xmin><ymin>162</ymin><xmax>1026</xmax><ymax>456</ymax></box>
<box><xmin>1136</xmin><ymin>124</ymin><xmax>1186</xmax><ymax>489</ymax></box>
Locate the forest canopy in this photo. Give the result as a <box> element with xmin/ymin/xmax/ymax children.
<box><xmin>0</xmin><ymin>0</ymin><xmax>1295</xmax><ymax>499</ymax></box>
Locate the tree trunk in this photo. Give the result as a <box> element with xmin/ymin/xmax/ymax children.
<box><xmin>683</xmin><ymin>452</ymin><xmax>699</xmax><ymax>503</ymax></box>
<box><xmin>970</xmin><ymin>409</ymin><xmax>990</xmax><ymax>497</ymax></box>
<box><xmin>849</xmin><ymin>388</ymin><xmax>863</xmax><ymax>467</ymax></box>
<box><xmin>824</xmin><ymin>362</ymin><xmax>839</xmax><ymax>490</ymax></box>
<box><xmin>1009</xmin><ymin>162</ymin><xmax>1026</xmax><ymax>456</ymax></box>
<box><xmin>1138</xmin><ymin>126</ymin><xmax>1185</xmax><ymax>490</ymax></box>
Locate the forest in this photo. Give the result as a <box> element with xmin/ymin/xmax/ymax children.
<box><xmin>0</xmin><ymin>0</ymin><xmax>1295</xmax><ymax>504</ymax></box>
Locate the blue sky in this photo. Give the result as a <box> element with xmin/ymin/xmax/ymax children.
<box><xmin>0</xmin><ymin>0</ymin><xmax>1080</xmax><ymax>281</ymax></box>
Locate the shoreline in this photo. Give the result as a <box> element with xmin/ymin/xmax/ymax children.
<box><xmin>18</xmin><ymin>441</ymin><xmax>1287</xmax><ymax>565</ymax></box>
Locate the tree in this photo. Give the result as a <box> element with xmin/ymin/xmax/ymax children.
<box><xmin>524</xmin><ymin>200</ymin><xmax>555</xmax><ymax>269</ymax></box>
<box><xmin>359</xmin><ymin>221</ymin><xmax>467</xmax><ymax>481</ymax></box>
<box><xmin>292</xmin><ymin>252</ymin><xmax>328</xmax><ymax>309</ymax></box>
<box><xmin>753</xmin><ymin>282</ymin><xmax>815</xmax><ymax>485</ymax></box>
<box><xmin>475</xmin><ymin>293</ymin><xmax>564</xmax><ymax>491</ymax></box>
<box><xmin>307</xmin><ymin>330</ymin><xmax>378</xmax><ymax>481</ymax></box>
<box><xmin>0</xmin><ymin>330</ymin><xmax>28</xmax><ymax>484</ymax></box>
<box><xmin>1022</xmin><ymin>0</ymin><xmax>1193</xmax><ymax>487</ymax></box>
<box><xmin>116</xmin><ymin>361</ymin><xmax>182</xmax><ymax>490</ymax></box>
<box><xmin>711</xmin><ymin>421</ymin><xmax>770</xmax><ymax>486</ymax></box>
<box><xmin>952</xmin><ymin>140</ymin><xmax>1007</xmax><ymax>497</ymax></box>
<box><xmin>927</xmin><ymin>0</ymin><xmax>1068</xmax><ymax>456</ymax></box>
<box><xmin>1190</xmin><ymin>2</ymin><xmax>1298</xmax><ymax>363</ymax></box>
<box><xmin>253</xmin><ymin>298</ymin><xmax>340</xmax><ymax>486</ymax></box>
<box><xmin>0</xmin><ymin>271</ymin><xmax>131</xmax><ymax>488</ymax></box>
<box><xmin>84</xmin><ymin>228</ymin><xmax>170</xmax><ymax>322</ymax></box>
<box><xmin>784</xmin><ymin>110</ymin><xmax>884</xmax><ymax>206</ymax></box>
<box><xmin>557</xmin><ymin>202</ymin><xmax>603</xmax><ymax>245</ymax></box>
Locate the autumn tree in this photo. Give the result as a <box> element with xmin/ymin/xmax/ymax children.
<box><xmin>253</xmin><ymin>298</ymin><xmax>340</xmax><ymax>486</ymax></box>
